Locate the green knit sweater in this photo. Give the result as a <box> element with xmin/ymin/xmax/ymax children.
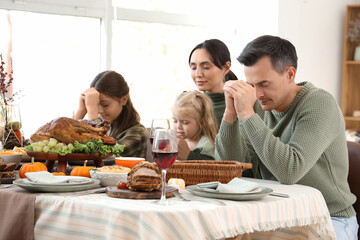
<box><xmin>205</xmin><ymin>92</ymin><xmax>225</xmax><ymax>129</ymax></box>
<box><xmin>215</xmin><ymin>82</ymin><xmax>356</xmax><ymax>218</ymax></box>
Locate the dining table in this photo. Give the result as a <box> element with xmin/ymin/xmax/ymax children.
<box><xmin>0</xmin><ymin>177</ymin><xmax>336</xmax><ymax>240</ymax></box>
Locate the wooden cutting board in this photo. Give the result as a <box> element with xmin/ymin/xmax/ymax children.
<box><xmin>106</xmin><ymin>186</ymin><xmax>177</xmax><ymax>199</ymax></box>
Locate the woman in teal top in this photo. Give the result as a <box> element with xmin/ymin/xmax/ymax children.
<box><xmin>188</xmin><ymin>39</ymin><xmax>238</xmax><ymax>128</ymax></box>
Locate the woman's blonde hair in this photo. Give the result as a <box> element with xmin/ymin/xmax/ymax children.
<box><xmin>173</xmin><ymin>90</ymin><xmax>218</xmax><ymax>145</ymax></box>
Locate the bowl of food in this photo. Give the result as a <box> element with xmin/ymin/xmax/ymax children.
<box><xmin>0</xmin><ymin>152</ymin><xmax>23</xmax><ymax>168</ymax></box>
<box><xmin>90</xmin><ymin>165</ymin><xmax>131</xmax><ymax>187</ymax></box>
<box><xmin>115</xmin><ymin>157</ymin><xmax>145</xmax><ymax>169</ymax></box>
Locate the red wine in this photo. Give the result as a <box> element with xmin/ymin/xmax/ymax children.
<box><xmin>149</xmin><ymin>137</ymin><xmax>154</xmax><ymax>145</ymax></box>
<box><xmin>152</xmin><ymin>151</ymin><xmax>177</xmax><ymax>170</ymax></box>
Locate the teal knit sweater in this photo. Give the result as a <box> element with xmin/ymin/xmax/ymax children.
<box><xmin>188</xmin><ymin>136</ymin><xmax>215</xmax><ymax>160</ymax></box>
<box><xmin>205</xmin><ymin>92</ymin><xmax>225</xmax><ymax>129</ymax></box>
<box><xmin>215</xmin><ymin>82</ymin><xmax>356</xmax><ymax>218</ymax></box>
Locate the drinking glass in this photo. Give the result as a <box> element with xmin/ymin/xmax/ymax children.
<box><xmin>149</xmin><ymin>118</ymin><xmax>170</xmax><ymax>145</ymax></box>
<box><xmin>152</xmin><ymin>128</ymin><xmax>178</xmax><ymax>205</ymax></box>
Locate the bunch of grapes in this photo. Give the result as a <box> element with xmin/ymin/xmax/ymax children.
<box><xmin>30</xmin><ymin>138</ymin><xmax>74</xmax><ymax>153</ymax></box>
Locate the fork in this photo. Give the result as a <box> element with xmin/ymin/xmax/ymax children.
<box><xmin>174</xmin><ymin>191</ymin><xmax>226</xmax><ymax>206</ymax></box>
<box><xmin>0</xmin><ymin>185</ymin><xmax>14</xmax><ymax>189</ymax></box>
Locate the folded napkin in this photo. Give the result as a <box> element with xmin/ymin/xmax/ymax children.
<box><xmin>25</xmin><ymin>171</ymin><xmax>69</xmax><ymax>184</ymax></box>
<box><xmin>197</xmin><ymin>178</ymin><xmax>259</xmax><ymax>193</ymax></box>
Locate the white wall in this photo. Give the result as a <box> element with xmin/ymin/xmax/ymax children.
<box><xmin>278</xmin><ymin>0</ymin><xmax>360</xmax><ymax>103</ymax></box>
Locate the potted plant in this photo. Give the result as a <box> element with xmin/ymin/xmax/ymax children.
<box><xmin>0</xmin><ymin>54</ymin><xmax>22</xmax><ymax>149</ymax></box>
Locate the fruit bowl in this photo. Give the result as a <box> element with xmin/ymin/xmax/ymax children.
<box><xmin>115</xmin><ymin>157</ymin><xmax>145</xmax><ymax>169</ymax></box>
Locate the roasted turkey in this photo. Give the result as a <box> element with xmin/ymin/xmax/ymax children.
<box><xmin>30</xmin><ymin>117</ymin><xmax>116</xmax><ymax>145</ymax></box>
<box><xmin>127</xmin><ymin>162</ymin><xmax>161</xmax><ymax>192</ymax></box>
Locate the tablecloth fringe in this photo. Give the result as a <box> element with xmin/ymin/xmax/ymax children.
<box><xmin>208</xmin><ymin>215</ymin><xmax>335</xmax><ymax>240</ymax></box>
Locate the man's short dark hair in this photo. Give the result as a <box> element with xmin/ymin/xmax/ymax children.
<box><xmin>237</xmin><ymin>35</ymin><xmax>298</xmax><ymax>73</ymax></box>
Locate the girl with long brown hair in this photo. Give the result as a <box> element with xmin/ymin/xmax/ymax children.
<box><xmin>75</xmin><ymin>70</ymin><xmax>148</xmax><ymax>158</ymax></box>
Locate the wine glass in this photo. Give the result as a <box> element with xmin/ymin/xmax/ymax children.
<box><xmin>152</xmin><ymin>128</ymin><xmax>178</xmax><ymax>205</ymax></box>
<box><xmin>149</xmin><ymin>118</ymin><xmax>170</xmax><ymax>145</ymax></box>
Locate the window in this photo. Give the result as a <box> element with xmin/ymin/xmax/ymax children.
<box><xmin>0</xmin><ymin>10</ymin><xmax>101</xmax><ymax>137</ymax></box>
<box><xmin>112</xmin><ymin>20</ymin><xmax>216</xmax><ymax>126</ymax></box>
<box><xmin>0</xmin><ymin>0</ymin><xmax>278</xmax><ymax>139</ymax></box>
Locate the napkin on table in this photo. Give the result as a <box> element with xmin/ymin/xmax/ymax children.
<box><xmin>197</xmin><ymin>178</ymin><xmax>259</xmax><ymax>193</ymax></box>
<box><xmin>25</xmin><ymin>171</ymin><xmax>69</xmax><ymax>183</ymax></box>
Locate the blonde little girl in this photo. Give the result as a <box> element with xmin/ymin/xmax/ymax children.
<box><xmin>172</xmin><ymin>90</ymin><xmax>218</xmax><ymax>160</ymax></box>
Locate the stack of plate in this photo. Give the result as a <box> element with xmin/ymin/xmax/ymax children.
<box><xmin>14</xmin><ymin>176</ymin><xmax>100</xmax><ymax>192</ymax></box>
<box><xmin>186</xmin><ymin>184</ymin><xmax>273</xmax><ymax>201</ymax></box>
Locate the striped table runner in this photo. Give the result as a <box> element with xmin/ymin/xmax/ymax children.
<box><xmin>34</xmin><ymin>178</ymin><xmax>335</xmax><ymax>240</ymax></box>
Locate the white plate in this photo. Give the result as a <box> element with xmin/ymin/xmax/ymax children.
<box><xmin>23</xmin><ymin>176</ymin><xmax>94</xmax><ymax>186</ymax></box>
<box><xmin>197</xmin><ymin>186</ymin><xmax>264</xmax><ymax>194</ymax></box>
<box><xmin>14</xmin><ymin>178</ymin><xmax>100</xmax><ymax>192</ymax></box>
<box><xmin>186</xmin><ymin>185</ymin><xmax>273</xmax><ymax>201</ymax></box>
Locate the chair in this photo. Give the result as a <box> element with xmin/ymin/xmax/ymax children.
<box><xmin>347</xmin><ymin>141</ymin><xmax>360</xmax><ymax>238</ymax></box>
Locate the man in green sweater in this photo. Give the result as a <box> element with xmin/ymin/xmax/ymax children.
<box><xmin>215</xmin><ymin>35</ymin><xmax>358</xmax><ymax>239</ymax></box>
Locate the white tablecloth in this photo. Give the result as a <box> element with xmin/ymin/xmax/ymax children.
<box><xmin>33</xmin><ymin>178</ymin><xmax>336</xmax><ymax>240</ymax></box>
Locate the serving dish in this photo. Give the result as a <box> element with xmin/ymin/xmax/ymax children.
<box><xmin>68</xmin><ymin>155</ymin><xmax>115</xmax><ymax>166</ymax></box>
<box><xmin>0</xmin><ymin>154</ymin><xmax>22</xmax><ymax>168</ymax></box>
<box><xmin>90</xmin><ymin>169</ymin><xmax>128</xmax><ymax>187</ymax></box>
<box><xmin>26</xmin><ymin>150</ymin><xmax>111</xmax><ymax>173</ymax></box>
<box><xmin>115</xmin><ymin>157</ymin><xmax>145</xmax><ymax>168</ymax></box>
<box><xmin>26</xmin><ymin>150</ymin><xmax>112</xmax><ymax>161</ymax></box>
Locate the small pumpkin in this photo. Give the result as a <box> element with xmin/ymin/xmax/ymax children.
<box><xmin>19</xmin><ymin>157</ymin><xmax>48</xmax><ymax>178</ymax></box>
<box><xmin>70</xmin><ymin>160</ymin><xmax>94</xmax><ymax>178</ymax></box>
<box><xmin>51</xmin><ymin>172</ymin><xmax>65</xmax><ymax>176</ymax></box>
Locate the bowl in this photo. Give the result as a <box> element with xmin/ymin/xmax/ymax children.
<box><xmin>0</xmin><ymin>153</ymin><xmax>22</xmax><ymax>168</ymax></box>
<box><xmin>115</xmin><ymin>157</ymin><xmax>145</xmax><ymax>169</ymax></box>
<box><xmin>89</xmin><ymin>168</ymin><xmax>130</xmax><ymax>187</ymax></box>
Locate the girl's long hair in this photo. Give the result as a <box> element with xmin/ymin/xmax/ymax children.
<box><xmin>90</xmin><ymin>70</ymin><xmax>140</xmax><ymax>136</ymax></box>
<box><xmin>173</xmin><ymin>90</ymin><xmax>218</xmax><ymax>145</ymax></box>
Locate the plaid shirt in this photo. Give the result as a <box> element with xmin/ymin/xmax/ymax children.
<box><xmin>108</xmin><ymin>123</ymin><xmax>148</xmax><ymax>158</ymax></box>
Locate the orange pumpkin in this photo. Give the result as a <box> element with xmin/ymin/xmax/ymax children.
<box><xmin>51</xmin><ymin>172</ymin><xmax>65</xmax><ymax>176</ymax></box>
<box><xmin>70</xmin><ymin>160</ymin><xmax>94</xmax><ymax>178</ymax></box>
<box><xmin>19</xmin><ymin>157</ymin><xmax>48</xmax><ymax>178</ymax></box>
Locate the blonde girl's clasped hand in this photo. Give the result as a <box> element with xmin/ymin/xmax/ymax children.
<box><xmin>176</xmin><ymin>138</ymin><xmax>191</xmax><ymax>160</ymax></box>
<box><xmin>172</xmin><ymin>90</ymin><xmax>218</xmax><ymax>160</ymax></box>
